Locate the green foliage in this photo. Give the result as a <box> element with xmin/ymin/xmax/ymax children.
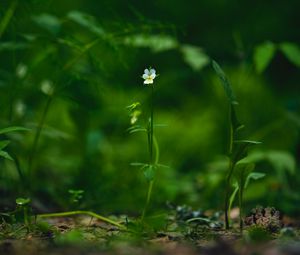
<box><xmin>254</xmin><ymin>41</ymin><xmax>300</xmax><ymax>73</ymax></box>
<box><xmin>246</xmin><ymin>150</ymin><xmax>296</xmax><ymax>176</ymax></box>
<box><xmin>67</xmin><ymin>10</ymin><xmax>105</xmax><ymax>37</ymax></box>
<box><xmin>0</xmin><ymin>127</ymin><xmax>29</xmax><ymax>161</ymax></box>
<box><xmin>0</xmin><ymin>0</ymin><xmax>299</xmax><ymax>226</ymax></box>
<box><xmin>254</xmin><ymin>41</ymin><xmax>276</xmax><ymax>73</ymax></box>
<box><xmin>68</xmin><ymin>189</ymin><xmax>84</xmax><ymax>204</ymax></box>
<box><xmin>15</xmin><ymin>197</ymin><xmax>32</xmax><ymax>229</ymax></box>
<box><xmin>212</xmin><ymin>60</ymin><xmax>238</xmax><ymax>105</ymax></box>
<box><xmin>244</xmin><ymin>226</ymin><xmax>272</xmax><ymax>243</ymax></box>
<box><xmin>232</xmin><ymin>140</ymin><xmax>261</xmax><ymax>165</ymax></box>
<box><xmin>233</xmin><ymin>163</ymin><xmax>256</xmax><ymax>191</ymax></box>
<box><xmin>15</xmin><ymin>198</ymin><xmax>31</xmax><ymax>206</ymax></box>
<box><xmin>124</xmin><ymin>34</ymin><xmax>178</xmax><ymax>53</ymax></box>
<box><xmin>0</xmin><ymin>42</ymin><xmax>29</xmax><ymax>51</ymax></box>
<box><xmin>0</xmin><ymin>126</ymin><xmax>29</xmax><ymax>135</ymax></box>
<box><xmin>279</xmin><ymin>42</ymin><xmax>300</xmax><ymax>67</ymax></box>
<box><xmin>32</xmin><ymin>13</ymin><xmax>61</xmax><ymax>34</ymax></box>
<box><xmin>212</xmin><ymin>60</ymin><xmax>262</xmax><ymax>230</ymax></box>
<box><xmin>181</xmin><ymin>45</ymin><xmax>210</xmax><ymax>71</ymax></box>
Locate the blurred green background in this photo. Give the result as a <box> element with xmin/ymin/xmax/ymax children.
<box><xmin>0</xmin><ymin>0</ymin><xmax>299</xmax><ymax>216</ymax></box>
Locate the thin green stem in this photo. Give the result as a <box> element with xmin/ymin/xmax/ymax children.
<box><xmin>141</xmin><ymin>180</ymin><xmax>154</xmax><ymax>221</ymax></box>
<box><xmin>238</xmin><ymin>185</ymin><xmax>244</xmax><ymax>231</ymax></box>
<box><xmin>142</xmin><ymin>85</ymin><xmax>155</xmax><ymax>222</ymax></box>
<box><xmin>37</xmin><ymin>210</ymin><xmax>125</xmax><ymax>230</ymax></box>
<box><xmin>225</xmin><ymin>104</ymin><xmax>234</xmax><ymax>230</ymax></box>
<box><xmin>150</xmin><ymin>85</ymin><xmax>154</xmax><ymax>164</ymax></box>
<box><xmin>224</xmin><ymin>160</ymin><xmax>234</xmax><ymax>229</ymax></box>
<box><xmin>27</xmin><ymin>95</ymin><xmax>53</xmax><ymax>188</ymax></box>
<box><xmin>153</xmin><ymin>135</ymin><xmax>159</xmax><ymax>164</ymax></box>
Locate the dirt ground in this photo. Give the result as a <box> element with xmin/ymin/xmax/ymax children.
<box><xmin>1</xmin><ymin>215</ymin><xmax>300</xmax><ymax>255</ymax></box>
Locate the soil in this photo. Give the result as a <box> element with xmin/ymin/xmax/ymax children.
<box><xmin>1</xmin><ymin>214</ymin><xmax>300</xmax><ymax>255</ymax></box>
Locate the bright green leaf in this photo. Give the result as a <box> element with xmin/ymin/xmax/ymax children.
<box><xmin>245</xmin><ymin>172</ymin><xmax>266</xmax><ymax>188</ymax></box>
<box><xmin>232</xmin><ymin>140</ymin><xmax>261</xmax><ymax>164</ymax></box>
<box><xmin>212</xmin><ymin>60</ymin><xmax>238</xmax><ymax>104</ymax></box>
<box><xmin>234</xmin><ymin>163</ymin><xmax>255</xmax><ymax>190</ymax></box>
<box><xmin>32</xmin><ymin>13</ymin><xmax>61</xmax><ymax>34</ymax></box>
<box><xmin>67</xmin><ymin>10</ymin><xmax>105</xmax><ymax>37</ymax></box>
<box><xmin>0</xmin><ymin>126</ymin><xmax>29</xmax><ymax>135</ymax></box>
<box><xmin>144</xmin><ymin>165</ymin><xmax>155</xmax><ymax>181</ymax></box>
<box><xmin>0</xmin><ymin>140</ymin><xmax>10</xmax><ymax>150</ymax></box>
<box><xmin>123</xmin><ymin>34</ymin><xmax>178</xmax><ymax>53</ymax></box>
<box><xmin>280</xmin><ymin>42</ymin><xmax>300</xmax><ymax>67</ymax></box>
<box><xmin>266</xmin><ymin>151</ymin><xmax>295</xmax><ymax>175</ymax></box>
<box><xmin>246</xmin><ymin>150</ymin><xmax>295</xmax><ymax>175</ymax></box>
<box><xmin>0</xmin><ymin>150</ymin><xmax>13</xmax><ymax>160</ymax></box>
<box><xmin>229</xmin><ymin>182</ymin><xmax>239</xmax><ymax>213</ymax></box>
<box><xmin>254</xmin><ymin>41</ymin><xmax>276</xmax><ymax>73</ymax></box>
<box><xmin>181</xmin><ymin>45</ymin><xmax>210</xmax><ymax>71</ymax></box>
<box><xmin>16</xmin><ymin>197</ymin><xmax>31</xmax><ymax>206</ymax></box>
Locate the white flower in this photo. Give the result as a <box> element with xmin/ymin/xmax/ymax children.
<box><xmin>142</xmin><ymin>68</ymin><xmax>156</xmax><ymax>84</ymax></box>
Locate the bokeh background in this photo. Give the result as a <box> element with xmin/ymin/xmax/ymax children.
<box><xmin>0</xmin><ymin>0</ymin><xmax>299</xmax><ymax>216</ymax></box>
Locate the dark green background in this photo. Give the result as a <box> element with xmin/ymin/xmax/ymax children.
<box><xmin>0</xmin><ymin>0</ymin><xmax>299</xmax><ymax>216</ymax></box>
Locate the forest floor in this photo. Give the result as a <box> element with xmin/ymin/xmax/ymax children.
<box><xmin>1</xmin><ymin>207</ymin><xmax>300</xmax><ymax>255</ymax></box>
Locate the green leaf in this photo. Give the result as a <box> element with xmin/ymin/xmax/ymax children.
<box><xmin>32</xmin><ymin>13</ymin><xmax>61</xmax><ymax>34</ymax></box>
<box><xmin>266</xmin><ymin>151</ymin><xmax>295</xmax><ymax>175</ymax></box>
<box><xmin>212</xmin><ymin>60</ymin><xmax>238</xmax><ymax>104</ymax></box>
<box><xmin>228</xmin><ymin>182</ymin><xmax>239</xmax><ymax>214</ymax></box>
<box><xmin>67</xmin><ymin>10</ymin><xmax>105</xmax><ymax>37</ymax></box>
<box><xmin>254</xmin><ymin>41</ymin><xmax>276</xmax><ymax>73</ymax></box>
<box><xmin>123</xmin><ymin>34</ymin><xmax>178</xmax><ymax>53</ymax></box>
<box><xmin>16</xmin><ymin>197</ymin><xmax>31</xmax><ymax>206</ymax></box>
<box><xmin>0</xmin><ymin>42</ymin><xmax>29</xmax><ymax>51</ymax></box>
<box><xmin>232</xmin><ymin>140</ymin><xmax>261</xmax><ymax>164</ymax></box>
<box><xmin>181</xmin><ymin>45</ymin><xmax>210</xmax><ymax>71</ymax></box>
<box><xmin>234</xmin><ymin>140</ymin><xmax>261</xmax><ymax>145</ymax></box>
<box><xmin>0</xmin><ymin>140</ymin><xmax>10</xmax><ymax>150</ymax></box>
<box><xmin>279</xmin><ymin>42</ymin><xmax>300</xmax><ymax>67</ymax></box>
<box><xmin>143</xmin><ymin>165</ymin><xmax>155</xmax><ymax>181</ymax></box>
<box><xmin>0</xmin><ymin>150</ymin><xmax>13</xmax><ymax>160</ymax></box>
<box><xmin>245</xmin><ymin>172</ymin><xmax>266</xmax><ymax>188</ymax></box>
<box><xmin>128</xmin><ymin>128</ymin><xmax>147</xmax><ymax>134</ymax></box>
<box><xmin>234</xmin><ymin>163</ymin><xmax>255</xmax><ymax>190</ymax></box>
<box><xmin>246</xmin><ymin>150</ymin><xmax>295</xmax><ymax>175</ymax></box>
<box><xmin>0</xmin><ymin>126</ymin><xmax>29</xmax><ymax>135</ymax></box>
<box><xmin>57</xmin><ymin>38</ymin><xmax>83</xmax><ymax>52</ymax></box>
<box><xmin>130</xmin><ymin>162</ymin><xmax>148</xmax><ymax>168</ymax></box>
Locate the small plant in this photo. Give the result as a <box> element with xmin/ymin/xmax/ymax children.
<box><xmin>212</xmin><ymin>60</ymin><xmax>262</xmax><ymax>231</ymax></box>
<box><xmin>68</xmin><ymin>189</ymin><xmax>84</xmax><ymax>205</ymax></box>
<box><xmin>128</xmin><ymin>67</ymin><xmax>166</xmax><ymax>222</ymax></box>
<box><xmin>228</xmin><ymin>168</ymin><xmax>265</xmax><ymax>229</ymax></box>
<box><xmin>0</xmin><ymin>126</ymin><xmax>29</xmax><ymax>189</ymax></box>
<box><xmin>15</xmin><ymin>197</ymin><xmax>32</xmax><ymax>230</ymax></box>
<box><xmin>0</xmin><ymin>126</ymin><xmax>29</xmax><ymax>161</ymax></box>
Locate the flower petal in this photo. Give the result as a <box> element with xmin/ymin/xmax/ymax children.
<box><xmin>150</xmin><ymin>68</ymin><xmax>156</xmax><ymax>74</ymax></box>
<box><xmin>142</xmin><ymin>74</ymin><xmax>149</xmax><ymax>79</ymax></box>
<box><xmin>144</xmin><ymin>69</ymin><xmax>149</xmax><ymax>75</ymax></box>
<box><xmin>144</xmin><ymin>78</ymin><xmax>153</xmax><ymax>84</ymax></box>
<box><xmin>150</xmin><ymin>73</ymin><xmax>156</xmax><ymax>79</ymax></box>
